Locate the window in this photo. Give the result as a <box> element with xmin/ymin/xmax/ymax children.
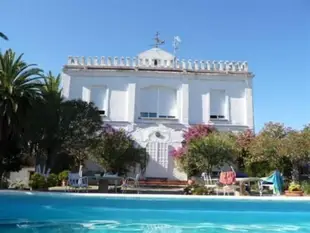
<box><xmin>90</xmin><ymin>87</ymin><xmax>107</xmax><ymax>115</ymax></box>
<box><xmin>139</xmin><ymin>86</ymin><xmax>177</xmax><ymax>119</ymax></box>
<box><xmin>153</xmin><ymin>59</ymin><xmax>158</xmax><ymax>66</ymax></box>
<box><xmin>210</xmin><ymin>89</ymin><xmax>226</xmax><ymax>120</ymax></box>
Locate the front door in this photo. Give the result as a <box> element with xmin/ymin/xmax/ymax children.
<box><xmin>145</xmin><ymin>142</ymin><xmax>169</xmax><ymax>178</ymax></box>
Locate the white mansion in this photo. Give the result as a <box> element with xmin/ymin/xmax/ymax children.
<box><xmin>61</xmin><ymin>44</ymin><xmax>254</xmax><ymax>180</ymax></box>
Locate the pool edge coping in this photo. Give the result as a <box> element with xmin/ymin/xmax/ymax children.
<box><xmin>0</xmin><ymin>190</ymin><xmax>309</xmax><ymax>201</ymax></box>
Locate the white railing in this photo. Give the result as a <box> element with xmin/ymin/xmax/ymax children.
<box><xmin>67</xmin><ymin>56</ymin><xmax>249</xmax><ymax>72</ymax></box>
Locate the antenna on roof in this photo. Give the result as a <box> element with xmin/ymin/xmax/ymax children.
<box><xmin>172</xmin><ymin>36</ymin><xmax>181</xmax><ymax>57</ymax></box>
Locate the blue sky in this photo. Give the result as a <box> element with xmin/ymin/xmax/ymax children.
<box><xmin>1</xmin><ymin>0</ymin><xmax>309</xmax><ymax>131</ymax></box>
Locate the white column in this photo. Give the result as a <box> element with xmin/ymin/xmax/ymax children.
<box><xmin>181</xmin><ymin>83</ymin><xmax>189</xmax><ymax>125</ymax></box>
<box><xmin>82</xmin><ymin>86</ymin><xmax>90</xmax><ymax>102</ymax></box>
<box><xmin>202</xmin><ymin>91</ymin><xmax>210</xmax><ymax>123</ymax></box>
<box><xmin>245</xmin><ymin>78</ymin><xmax>254</xmax><ymax>129</ymax></box>
<box><xmin>127</xmin><ymin>83</ymin><xmax>136</xmax><ymax>122</ymax></box>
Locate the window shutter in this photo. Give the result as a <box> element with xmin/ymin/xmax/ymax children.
<box><xmin>90</xmin><ymin>87</ymin><xmax>106</xmax><ymax>110</ymax></box>
<box><xmin>210</xmin><ymin>90</ymin><xmax>226</xmax><ymax>117</ymax></box>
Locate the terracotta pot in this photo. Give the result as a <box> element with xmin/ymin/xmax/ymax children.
<box><xmin>187</xmin><ymin>179</ymin><xmax>194</xmax><ymax>185</ymax></box>
<box><xmin>285</xmin><ymin>190</ymin><xmax>303</xmax><ymax>196</ymax></box>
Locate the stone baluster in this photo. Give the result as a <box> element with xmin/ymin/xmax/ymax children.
<box><xmin>120</xmin><ymin>57</ymin><xmax>125</xmax><ymax>66</ymax></box>
<box><xmin>239</xmin><ymin>62</ymin><xmax>244</xmax><ymax>71</ymax></box>
<box><xmin>243</xmin><ymin>61</ymin><xmax>248</xmax><ymax>72</ymax></box>
<box><xmin>80</xmin><ymin>56</ymin><xmax>85</xmax><ymax>65</ymax></box>
<box><xmin>194</xmin><ymin>60</ymin><xmax>199</xmax><ymax>70</ymax></box>
<box><xmin>181</xmin><ymin>59</ymin><xmax>187</xmax><ymax>69</ymax></box>
<box><xmin>93</xmin><ymin>56</ymin><xmax>99</xmax><ymax>66</ymax></box>
<box><xmin>218</xmin><ymin>61</ymin><xmax>224</xmax><ymax>71</ymax></box>
<box><xmin>200</xmin><ymin>61</ymin><xmax>205</xmax><ymax>70</ymax></box>
<box><xmin>113</xmin><ymin>57</ymin><xmax>118</xmax><ymax>66</ymax></box>
<box><xmin>231</xmin><ymin>61</ymin><xmax>236</xmax><ymax>71</ymax></box>
<box><xmin>235</xmin><ymin>61</ymin><xmax>240</xmax><ymax>71</ymax></box>
<box><xmin>75</xmin><ymin>57</ymin><xmax>80</xmax><ymax>65</ymax></box>
<box><xmin>211</xmin><ymin>61</ymin><xmax>216</xmax><ymax>71</ymax></box>
<box><xmin>87</xmin><ymin>57</ymin><xmax>92</xmax><ymax>65</ymax></box>
<box><xmin>126</xmin><ymin>57</ymin><xmax>131</xmax><ymax>66</ymax></box>
<box><xmin>100</xmin><ymin>56</ymin><xmax>105</xmax><ymax>66</ymax></box>
<box><xmin>187</xmin><ymin>60</ymin><xmax>193</xmax><ymax>70</ymax></box>
<box><xmin>132</xmin><ymin>57</ymin><xmax>137</xmax><ymax>67</ymax></box>
<box><xmin>68</xmin><ymin>56</ymin><xmax>73</xmax><ymax>65</ymax></box>
<box><xmin>206</xmin><ymin>60</ymin><xmax>211</xmax><ymax>71</ymax></box>
<box><xmin>223</xmin><ymin>61</ymin><xmax>229</xmax><ymax>71</ymax></box>
<box><xmin>175</xmin><ymin>59</ymin><xmax>180</xmax><ymax>69</ymax></box>
<box><xmin>107</xmin><ymin>57</ymin><xmax>112</xmax><ymax>66</ymax></box>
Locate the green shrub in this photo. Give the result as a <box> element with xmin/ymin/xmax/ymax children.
<box><xmin>29</xmin><ymin>173</ymin><xmax>48</xmax><ymax>190</ymax></box>
<box><xmin>288</xmin><ymin>182</ymin><xmax>301</xmax><ymax>192</ymax></box>
<box><xmin>301</xmin><ymin>181</ymin><xmax>310</xmax><ymax>195</ymax></box>
<box><xmin>58</xmin><ymin>170</ymin><xmax>69</xmax><ymax>182</ymax></box>
<box><xmin>47</xmin><ymin>174</ymin><xmax>59</xmax><ymax>187</ymax></box>
<box><xmin>183</xmin><ymin>184</ymin><xmax>212</xmax><ymax>195</ymax></box>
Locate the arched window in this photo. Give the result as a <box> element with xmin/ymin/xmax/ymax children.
<box><xmin>139</xmin><ymin>86</ymin><xmax>177</xmax><ymax>119</ymax></box>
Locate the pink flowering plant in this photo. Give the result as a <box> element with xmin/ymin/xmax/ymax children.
<box><xmin>170</xmin><ymin>124</ymin><xmax>218</xmax><ymax>176</ymax></box>
<box><xmin>170</xmin><ymin>124</ymin><xmax>216</xmax><ymax>159</ymax></box>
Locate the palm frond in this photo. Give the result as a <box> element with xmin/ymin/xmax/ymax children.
<box><xmin>0</xmin><ymin>32</ymin><xmax>8</xmax><ymax>40</ymax></box>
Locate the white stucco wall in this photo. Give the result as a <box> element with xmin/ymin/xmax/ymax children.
<box><xmin>9</xmin><ymin>167</ymin><xmax>35</xmax><ymax>188</ymax></box>
<box><xmin>62</xmin><ymin>66</ymin><xmax>254</xmax><ymax>180</ymax></box>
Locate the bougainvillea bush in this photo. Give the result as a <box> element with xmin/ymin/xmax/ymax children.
<box><xmin>170</xmin><ymin>124</ymin><xmax>222</xmax><ymax>177</ymax></box>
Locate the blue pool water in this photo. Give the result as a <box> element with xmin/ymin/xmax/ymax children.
<box><xmin>0</xmin><ymin>191</ymin><xmax>310</xmax><ymax>232</ymax></box>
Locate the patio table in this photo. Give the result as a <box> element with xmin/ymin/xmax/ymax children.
<box><xmin>89</xmin><ymin>175</ymin><xmax>123</xmax><ymax>193</ymax></box>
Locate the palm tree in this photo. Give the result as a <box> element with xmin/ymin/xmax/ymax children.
<box><xmin>22</xmin><ymin>71</ymin><xmax>64</xmax><ymax>170</ymax></box>
<box><xmin>40</xmin><ymin>72</ymin><xmax>63</xmax><ymax>169</ymax></box>
<box><xmin>0</xmin><ymin>32</ymin><xmax>8</xmax><ymax>41</ymax></box>
<box><xmin>0</xmin><ymin>49</ymin><xmax>43</xmax><ymax>138</ymax></box>
<box><xmin>0</xmin><ymin>49</ymin><xmax>43</xmax><ymax>173</ymax></box>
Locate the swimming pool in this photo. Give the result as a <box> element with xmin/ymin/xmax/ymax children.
<box><xmin>0</xmin><ymin>191</ymin><xmax>309</xmax><ymax>233</ymax></box>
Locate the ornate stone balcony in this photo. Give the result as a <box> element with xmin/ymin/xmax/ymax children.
<box><xmin>65</xmin><ymin>56</ymin><xmax>251</xmax><ymax>74</ymax></box>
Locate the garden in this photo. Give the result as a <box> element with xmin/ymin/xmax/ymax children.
<box><xmin>170</xmin><ymin>123</ymin><xmax>310</xmax><ymax>196</ymax></box>
<box><xmin>0</xmin><ymin>32</ymin><xmax>148</xmax><ymax>190</ymax></box>
<box><xmin>1</xmin><ymin>31</ymin><xmax>310</xmax><ymax>196</ymax></box>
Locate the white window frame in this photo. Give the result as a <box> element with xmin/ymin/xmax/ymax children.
<box><xmin>90</xmin><ymin>85</ymin><xmax>109</xmax><ymax>117</ymax></box>
<box><xmin>139</xmin><ymin>87</ymin><xmax>177</xmax><ymax>120</ymax></box>
<box><xmin>209</xmin><ymin>89</ymin><xmax>229</xmax><ymax>121</ymax></box>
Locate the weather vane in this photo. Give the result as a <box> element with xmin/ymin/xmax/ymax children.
<box><xmin>153</xmin><ymin>32</ymin><xmax>165</xmax><ymax>48</ymax></box>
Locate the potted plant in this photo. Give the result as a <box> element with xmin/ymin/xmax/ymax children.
<box><xmin>285</xmin><ymin>182</ymin><xmax>303</xmax><ymax>196</ymax></box>
<box><xmin>58</xmin><ymin>170</ymin><xmax>69</xmax><ymax>187</ymax></box>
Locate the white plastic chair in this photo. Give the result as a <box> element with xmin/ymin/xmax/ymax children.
<box><xmin>201</xmin><ymin>172</ymin><xmax>217</xmax><ymax>188</ymax></box>
<box><xmin>66</xmin><ymin>173</ymin><xmax>88</xmax><ymax>192</ymax></box>
<box><xmin>123</xmin><ymin>173</ymin><xmax>140</xmax><ymax>193</ymax></box>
